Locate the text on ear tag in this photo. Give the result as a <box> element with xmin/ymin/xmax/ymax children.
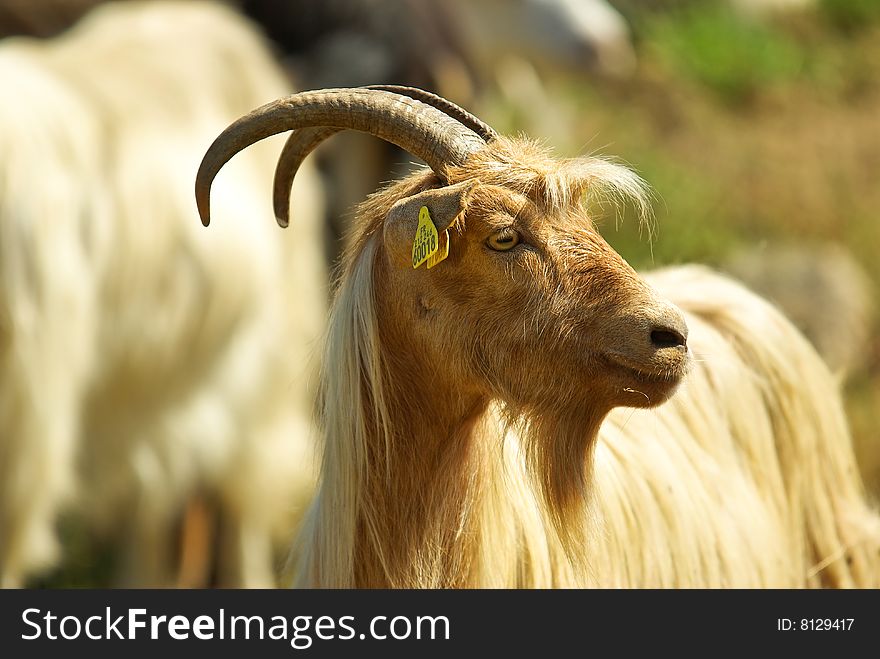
<box><xmin>412</xmin><ymin>206</ymin><xmax>439</xmax><ymax>269</ymax></box>
<box><xmin>427</xmin><ymin>229</ymin><xmax>449</xmax><ymax>269</ymax></box>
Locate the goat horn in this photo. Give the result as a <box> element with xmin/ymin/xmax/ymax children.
<box><xmin>272</xmin><ymin>86</ymin><xmax>496</xmax><ymax>228</ymax></box>
<box><xmin>196</xmin><ymin>87</ymin><xmax>488</xmax><ymax>227</ymax></box>
<box><xmin>273</xmin><ymin>126</ymin><xmax>341</xmax><ymax>228</ymax></box>
<box><xmin>365</xmin><ymin>85</ymin><xmax>498</xmax><ymax>141</ymax></box>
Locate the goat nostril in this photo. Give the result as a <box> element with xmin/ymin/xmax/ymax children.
<box><xmin>651</xmin><ymin>328</ymin><xmax>687</xmax><ymax>349</ymax></box>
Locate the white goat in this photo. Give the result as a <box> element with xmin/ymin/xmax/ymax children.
<box><xmin>0</xmin><ymin>0</ymin><xmax>326</xmax><ymax>587</ymax></box>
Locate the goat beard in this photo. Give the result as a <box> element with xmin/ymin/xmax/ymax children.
<box><xmin>507</xmin><ymin>401</ymin><xmax>606</xmax><ymax>569</ymax></box>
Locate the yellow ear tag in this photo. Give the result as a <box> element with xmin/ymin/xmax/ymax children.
<box><xmin>412</xmin><ymin>206</ymin><xmax>449</xmax><ymax>269</ymax></box>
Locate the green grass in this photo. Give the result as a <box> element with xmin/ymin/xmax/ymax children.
<box><xmin>30</xmin><ymin>514</ymin><xmax>117</xmax><ymax>588</ymax></box>
<box><xmin>643</xmin><ymin>3</ymin><xmax>807</xmax><ymax>105</ymax></box>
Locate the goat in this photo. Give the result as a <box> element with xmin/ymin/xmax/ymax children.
<box><xmin>196</xmin><ymin>87</ymin><xmax>880</xmax><ymax>588</ymax></box>
<box><xmin>0</xmin><ymin>0</ymin><xmax>326</xmax><ymax>587</ymax></box>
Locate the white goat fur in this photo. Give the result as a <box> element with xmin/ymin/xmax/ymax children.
<box><xmin>591</xmin><ymin>266</ymin><xmax>879</xmax><ymax>587</ymax></box>
<box><xmin>0</xmin><ymin>1</ymin><xmax>326</xmax><ymax>587</ymax></box>
<box><xmin>293</xmin><ymin>164</ymin><xmax>879</xmax><ymax>588</ymax></box>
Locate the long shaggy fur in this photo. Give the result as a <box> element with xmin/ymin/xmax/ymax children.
<box><xmin>593</xmin><ymin>266</ymin><xmax>879</xmax><ymax>587</ymax></box>
<box><xmin>293</xmin><ymin>137</ymin><xmax>879</xmax><ymax>588</ymax></box>
<box><xmin>0</xmin><ymin>1</ymin><xmax>326</xmax><ymax>587</ymax></box>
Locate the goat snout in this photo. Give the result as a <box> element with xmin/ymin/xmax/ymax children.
<box><xmin>600</xmin><ymin>300</ymin><xmax>689</xmax><ymax>375</ymax></box>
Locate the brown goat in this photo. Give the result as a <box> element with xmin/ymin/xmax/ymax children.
<box><xmin>196</xmin><ymin>88</ymin><xmax>880</xmax><ymax>587</ymax></box>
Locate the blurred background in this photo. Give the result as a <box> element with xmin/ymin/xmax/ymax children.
<box><xmin>1</xmin><ymin>0</ymin><xmax>877</xmax><ymax>587</ymax></box>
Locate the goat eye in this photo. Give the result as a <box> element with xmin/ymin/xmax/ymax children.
<box><xmin>487</xmin><ymin>229</ymin><xmax>520</xmax><ymax>252</ymax></box>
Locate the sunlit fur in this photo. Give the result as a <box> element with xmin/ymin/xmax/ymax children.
<box><xmin>292</xmin><ymin>136</ymin><xmax>879</xmax><ymax>588</ymax></box>
<box><xmin>0</xmin><ymin>1</ymin><xmax>326</xmax><ymax>587</ymax></box>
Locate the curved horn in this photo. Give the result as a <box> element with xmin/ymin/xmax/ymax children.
<box><xmin>366</xmin><ymin>85</ymin><xmax>498</xmax><ymax>141</ymax></box>
<box><xmin>273</xmin><ymin>126</ymin><xmax>340</xmax><ymax>227</ymax></box>
<box><xmin>271</xmin><ymin>85</ymin><xmax>497</xmax><ymax>227</ymax></box>
<box><xmin>196</xmin><ymin>87</ymin><xmax>487</xmax><ymax>226</ymax></box>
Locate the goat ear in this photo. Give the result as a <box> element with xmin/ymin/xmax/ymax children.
<box><xmin>383</xmin><ymin>180</ymin><xmax>477</xmax><ymax>267</ymax></box>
